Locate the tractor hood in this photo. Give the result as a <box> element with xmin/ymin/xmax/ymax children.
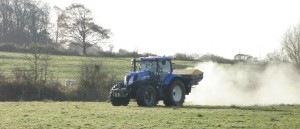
<box><xmin>124</xmin><ymin>71</ymin><xmax>151</xmax><ymax>86</ymax></box>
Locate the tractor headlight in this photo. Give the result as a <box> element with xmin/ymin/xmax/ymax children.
<box><xmin>128</xmin><ymin>76</ymin><xmax>134</xmax><ymax>85</ymax></box>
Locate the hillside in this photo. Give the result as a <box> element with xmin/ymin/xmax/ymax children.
<box><xmin>0</xmin><ymin>52</ymin><xmax>198</xmax><ymax>84</ymax></box>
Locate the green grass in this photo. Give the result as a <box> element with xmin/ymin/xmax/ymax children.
<box><xmin>0</xmin><ymin>52</ymin><xmax>198</xmax><ymax>83</ymax></box>
<box><xmin>0</xmin><ymin>102</ymin><xmax>299</xmax><ymax>128</ymax></box>
<box><xmin>1</xmin><ymin>52</ymin><xmax>300</xmax><ymax>128</ymax></box>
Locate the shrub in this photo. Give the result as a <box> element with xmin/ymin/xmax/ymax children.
<box><xmin>0</xmin><ymin>77</ymin><xmax>66</xmax><ymax>101</ymax></box>
<box><xmin>77</xmin><ymin>60</ymin><xmax>117</xmax><ymax>101</ymax></box>
<box><xmin>39</xmin><ymin>81</ymin><xmax>66</xmax><ymax>101</ymax></box>
<box><xmin>0</xmin><ymin>44</ymin><xmax>18</xmax><ymax>52</ymax></box>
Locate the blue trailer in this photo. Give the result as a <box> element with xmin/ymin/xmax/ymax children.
<box><xmin>110</xmin><ymin>56</ymin><xmax>203</xmax><ymax>106</ymax></box>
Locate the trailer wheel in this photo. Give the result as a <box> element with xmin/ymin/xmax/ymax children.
<box><xmin>136</xmin><ymin>85</ymin><xmax>157</xmax><ymax>106</ymax></box>
<box><xmin>164</xmin><ymin>79</ymin><xmax>185</xmax><ymax>106</ymax></box>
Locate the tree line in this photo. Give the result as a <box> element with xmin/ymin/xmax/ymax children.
<box><xmin>0</xmin><ymin>0</ymin><xmax>110</xmax><ymax>56</ymax></box>
<box><xmin>0</xmin><ymin>0</ymin><xmax>51</xmax><ymax>44</ymax></box>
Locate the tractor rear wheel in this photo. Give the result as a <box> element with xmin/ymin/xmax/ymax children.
<box><xmin>164</xmin><ymin>80</ymin><xmax>185</xmax><ymax>106</ymax></box>
<box><xmin>136</xmin><ymin>85</ymin><xmax>157</xmax><ymax>106</ymax></box>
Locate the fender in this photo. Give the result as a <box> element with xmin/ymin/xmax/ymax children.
<box><xmin>163</xmin><ymin>73</ymin><xmax>182</xmax><ymax>87</ymax></box>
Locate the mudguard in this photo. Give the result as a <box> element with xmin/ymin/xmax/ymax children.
<box><xmin>163</xmin><ymin>74</ymin><xmax>182</xmax><ymax>87</ymax></box>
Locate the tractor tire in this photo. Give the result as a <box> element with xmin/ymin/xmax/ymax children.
<box><xmin>163</xmin><ymin>79</ymin><xmax>185</xmax><ymax>106</ymax></box>
<box><xmin>136</xmin><ymin>85</ymin><xmax>157</xmax><ymax>106</ymax></box>
<box><xmin>110</xmin><ymin>92</ymin><xmax>130</xmax><ymax>106</ymax></box>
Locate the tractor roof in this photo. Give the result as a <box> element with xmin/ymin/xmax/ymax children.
<box><xmin>140</xmin><ymin>56</ymin><xmax>172</xmax><ymax>61</ymax></box>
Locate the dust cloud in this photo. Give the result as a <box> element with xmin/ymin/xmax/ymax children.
<box><xmin>185</xmin><ymin>62</ymin><xmax>300</xmax><ymax>106</ymax></box>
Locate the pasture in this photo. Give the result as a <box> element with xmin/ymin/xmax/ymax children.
<box><xmin>0</xmin><ymin>102</ymin><xmax>299</xmax><ymax>128</ymax></box>
<box><xmin>1</xmin><ymin>52</ymin><xmax>300</xmax><ymax>128</ymax></box>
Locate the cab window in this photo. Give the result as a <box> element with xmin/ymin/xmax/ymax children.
<box><xmin>140</xmin><ymin>61</ymin><xmax>157</xmax><ymax>72</ymax></box>
<box><xmin>159</xmin><ymin>60</ymin><xmax>171</xmax><ymax>73</ymax></box>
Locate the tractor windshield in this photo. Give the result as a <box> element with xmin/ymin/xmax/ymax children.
<box><xmin>140</xmin><ymin>61</ymin><xmax>157</xmax><ymax>72</ymax></box>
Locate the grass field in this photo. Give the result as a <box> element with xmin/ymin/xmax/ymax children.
<box><xmin>0</xmin><ymin>52</ymin><xmax>198</xmax><ymax>83</ymax></box>
<box><xmin>1</xmin><ymin>52</ymin><xmax>300</xmax><ymax>128</ymax></box>
<box><xmin>0</xmin><ymin>102</ymin><xmax>299</xmax><ymax>128</ymax></box>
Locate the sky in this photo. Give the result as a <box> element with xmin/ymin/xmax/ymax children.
<box><xmin>44</xmin><ymin>0</ymin><xmax>300</xmax><ymax>59</ymax></box>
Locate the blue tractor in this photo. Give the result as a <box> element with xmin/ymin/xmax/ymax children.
<box><xmin>110</xmin><ymin>56</ymin><xmax>203</xmax><ymax>106</ymax></box>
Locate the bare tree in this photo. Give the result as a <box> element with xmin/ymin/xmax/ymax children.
<box><xmin>21</xmin><ymin>44</ymin><xmax>53</xmax><ymax>99</ymax></box>
<box><xmin>282</xmin><ymin>25</ymin><xmax>300</xmax><ymax>68</ymax></box>
<box><xmin>0</xmin><ymin>0</ymin><xmax>51</xmax><ymax>44</ymax></box>
<box><xmin>59</xmin><ymin>3</ymin><xmax>110</xmax><ymax>55</ymax></box>
<box><xmin>0</xmin><ymin>0</ymin><xmax>13</xmax><ymax>41</ymax></box>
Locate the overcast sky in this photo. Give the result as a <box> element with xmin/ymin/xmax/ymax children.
<box><xmin>45</xmin><ymin>0</ymin><xmax>300</xmax><ymax>59</ymax></box>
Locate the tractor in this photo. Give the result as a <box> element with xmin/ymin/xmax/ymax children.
<box><xmin>109</xmin><ymin>56</ymin><xmax>203</xmax><ymax>106</ymax></box>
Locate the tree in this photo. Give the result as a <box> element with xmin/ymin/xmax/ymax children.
<box><xmin>282</xmin><ymin>25</ymin><xmax>300</xmax><ymax>68</ymax></box>
<box><xmin>199</xmin><ymin>54</ymin><xmax>236</xmax><ymax>64</ymax></box>
<box><xmin>12</xmin><ymin>44</ymin><xmax>53</xmax><ymax>99</ymax></box>
<box><xmin>265</xmin><ymin>50</ymin><xmax>286</xmax><ymax>62</ymax></box>
<box><xmin>0</xmin><ymin>0</ymin><xmax>51</xmax><ymax>44</ymax></box>
<box><xmin>59</xmin><ymin>4</ymin><xmax>110</xmax><ymax>55</ymax></box>
<box><xmin>173</xmin><ymin>53</ymin><xmax>196</xmax><ymax>61</ymax></box>
<box><xmin>234</xmin><ymin>53</ymin><xmax>257</xmax><ymax>62</ymax></box>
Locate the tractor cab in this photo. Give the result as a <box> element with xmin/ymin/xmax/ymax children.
<box><xmin>131</xmin><ymin>56</ymin><xmax>173</xmax><ymax>82</ymax></box>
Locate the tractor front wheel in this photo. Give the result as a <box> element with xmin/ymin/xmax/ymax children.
<box><xmin>136</xmin><ymin>85</ymin><xmax>157</xmax><ymax>106</ymax></box>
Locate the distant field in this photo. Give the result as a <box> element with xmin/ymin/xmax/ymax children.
<box><xmin>0</xmin><ymin>52</ymin><xmax>198</xmax><ymax>83</ymax></box>
<box><xmin>0</xmin><ymin>102</ymin><xmax>299</xmax><ymax>128</ymax></box>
